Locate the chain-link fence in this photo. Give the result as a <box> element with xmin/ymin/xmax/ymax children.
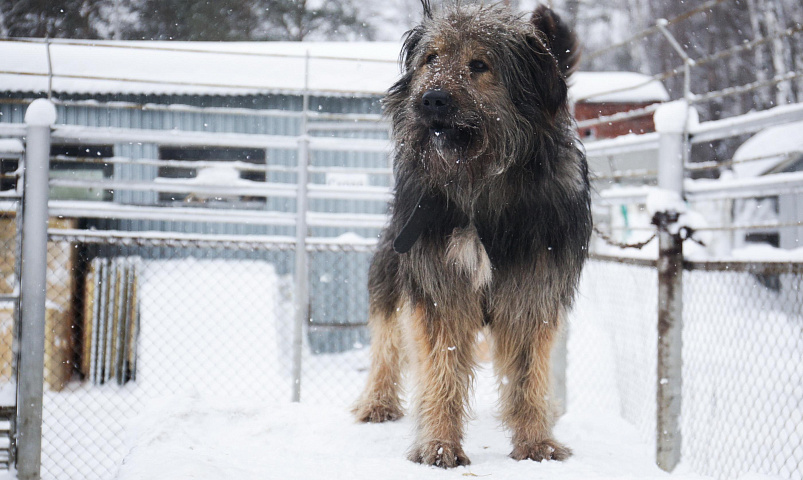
<box><xmin>567</xmin><ymin>258</ymin><xmax>658</xmax><ymax>449</ymax></box>
<box><xmin>682</xmin><ymin>262</ymin><xmax>803</xmax><ymax>480</ymax></box>
<box><xmin>570</xmin><ymin>256</ymin><xmax>803</xmax><ymax>480</ymax></box>
<box><xmin>0</xmin><ymin>143</ymin><xmax>22</xmax><ymax>472</ymax></box>
<box><xmin>41</xmin><ymin>234</ymin><xmax>372</xmax><ymax>479</ymax></box>
<box><xmin>0</xmin><ymin>210</ymin><xmax>19</xmax><ymax>395</ymax></box>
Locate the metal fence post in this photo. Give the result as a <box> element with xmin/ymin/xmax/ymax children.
<box><xmin>291</xmin><ymin>53</ymin><xmax>311</xmax><ymax>403</ymax></box>
<box><xmin>17</xmin><ymin>99</ymin><xmax>56</xmax><ymax>480</ymax></box>
<box><xmin>653</xmin><ymin>100</ymin><xmax>693</xmax><ymax>472</ymax></box>
<box><xmin>551</xmin><ymin>327</ymin><xmax>568</xmax><ymax>417</ymax></box>
<box><xmin>292</xmin><ymin>136</ymin><xmax>310</xmax><ymax>403</ymax></box>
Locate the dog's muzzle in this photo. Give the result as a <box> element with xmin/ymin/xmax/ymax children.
<box><xmin>420</xmin><ymin>89</ymin><xmax>472</xmax><ymax>149</ymax></box>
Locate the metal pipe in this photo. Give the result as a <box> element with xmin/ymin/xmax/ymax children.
<box><xmin>291</xmin><ymin>137</ymin><xmax>310</xmax><ymax>403</ymax></box>
<box><xmin>291</xmin><ymin>53</ymin><xmax>312</xmax><ymax>403</ymax></box>
<box><xmin>17</xmin><ymin>99</ymin><xmax>56</xmax><ymax>480</ymax></box>
<box><xmin>655</xmin><ymin>226</ymin><xmax>683</xmax><ymax>472</ymax></box>
<box><xmin>653</xmin><ymin>102</ymin><xmax>687</xmax><ymax>472</ymax></box>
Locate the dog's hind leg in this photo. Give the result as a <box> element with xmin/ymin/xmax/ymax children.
<box><xmin>406</xmin><ymin>301</ymin><xmax>481</xmax><ymax>468</ymax></box>
<box><xmin>490</xmin><ymin>306</ymin><xmax>572</xmax><ymax>462</ymax></box>
<box><xmin>352</xmin><ymin>243</ymin><xmax>406</xmax><ymax>423</ymax></box>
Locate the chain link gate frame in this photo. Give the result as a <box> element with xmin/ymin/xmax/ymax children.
<box><xmin>0</xmin><ymin>137</ymin><xmax>24</xmax><ymax>473</ymax></box>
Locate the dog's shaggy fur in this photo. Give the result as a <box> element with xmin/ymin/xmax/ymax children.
<box><xmin>352</xmin><ymin>1</ymin><xmax>591</xmax><ymax>468</ymax></box>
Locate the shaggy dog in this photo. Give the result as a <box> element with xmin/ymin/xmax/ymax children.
<box><xmin>352</xmin><ymin>1</ymin><xmax>591</xmax><ymax>468</ymax></box>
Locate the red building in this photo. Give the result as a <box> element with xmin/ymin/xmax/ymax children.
<box><xmin>570</xmin><ymin>72</ymin><xmax>670</xmax><ymax>140</ymax></box>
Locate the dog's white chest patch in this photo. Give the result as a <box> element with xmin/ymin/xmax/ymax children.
<box><xmin>445</xmin><ymin>225</ymin><xmax>492</xmax><ymax>290</ymax></box>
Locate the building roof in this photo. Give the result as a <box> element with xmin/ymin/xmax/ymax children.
<box><xmin>733</xmin><ymin>120</ymin><xmax>803</xmax><ymax>178</ymax></box>
<box><xmin>0</xmin><ymin>39</ymin><xmax>668</xmax><ymax>101</ymax></box>
<box><xmin>0</xmin><ymin>39</ymin><xmax>400</xmax><ymax>97</ymax></box>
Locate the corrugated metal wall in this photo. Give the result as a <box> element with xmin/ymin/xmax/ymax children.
<box><xmin>2</xmin><ymin>90</ymin><xmax>389</xmax><ymax>353</ymax></box>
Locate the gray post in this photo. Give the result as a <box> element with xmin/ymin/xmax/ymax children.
<box><xmin>291</xmin><ymin>136</ymin><xmax>310</xmax><ymax>403</ymax></box>
<box><xmin>653</xmin><ymin>101</ymin><xmax>691</xmax><ymax>472</ymax></box>
<box><xmin>290</xmin><ymin>53</ymin><xmax>311</xmax><ymax>403</ymax></box>
<box><xmin>655</xmin><ymin>217</ymin><xmax>682</xmax><ymax>472</ymax></box>
<box><xmin>551</xmin><ymin>327</ymin><xmax>568</xmax><ymax>416</ymax></box>
<box><xmin>17</xmin><ymin>99</ymin><xmax>56</xmax><ymax>480</ymax></box>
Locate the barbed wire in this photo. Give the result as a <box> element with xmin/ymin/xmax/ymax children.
<box><xmin>579</xmin><ymin>0</ymin><xmax>803</xmax><ymax>110</ymax></box>
<box><xmin>693</xmin><ymin>23</ymin><xmax>803</xmax><ymax>70</ymax></box>
<box><xmin>691</xmin><ymin>70</ymin><xmax>803</xmax><ymax>105</ymax></box>
<box><xmin>583</xmin><ymin>0</ymin><xmax>733</xmax><ymax>63</ymax></box>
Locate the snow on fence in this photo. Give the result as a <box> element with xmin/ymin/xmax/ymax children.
<box><xmin>2</xmin><ymin>93</ymin><xmax>803</xmax><ymax>480</ymax></box>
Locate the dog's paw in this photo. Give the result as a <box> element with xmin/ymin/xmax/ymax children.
<box><xmin>510</xmin><ymin>439</ymin><xmax>572</xmax><ymax>462</ymax></box>
<box><xmin>408</xmin><ymin>441</ymin><xmax>471</xmax><ymax>468</ymax></box>
<box><xmin>351</xmin><ymin>399</ymin><xmax>403</xmax><ymax>423</ymax></box>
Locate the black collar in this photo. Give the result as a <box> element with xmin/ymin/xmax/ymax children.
<box><xmin>392</xmin><ymin>191</ymin><xmax>438</xmax><ymax>254</ymax></box>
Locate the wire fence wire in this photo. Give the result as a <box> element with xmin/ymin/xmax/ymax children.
<box><xmin>573</xmin><ymin>257</ymin><xmax>803</xmax><ymax>480</ymax></box>
<box><xmin>682</xmin><ymin>262</ymin><xmax>803</xmax><ymax>480</ymax></box>
<box><xmin>0</xmin><ymin>209</ymin><xmax>18</xmax><ymax>393</ymax></box>
<box><xmin>40</xmin><ymin>235</ymin><xmax>372</xmax><ymax>479</ymax></box>
<box><xmin>30</xmin><ymin>233</ymin><xmax>803</xmax><ymax>480</ymax></box>
<box><xmin>568</xmin><ymin>259</ymin><xmax>658</xmax><ymax>449</ymax></box>
<box><xmin>0</xmin><ymin>148</ymin><xmax>22</xmax><ymax>471</ymax></box>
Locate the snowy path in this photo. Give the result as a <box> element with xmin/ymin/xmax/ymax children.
<box><xmin>114</xmin><ymin>366</ymin><xmax>710</xmax><ymax>480</ymax></box>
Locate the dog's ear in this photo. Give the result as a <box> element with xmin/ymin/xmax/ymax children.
<box><xmin>399</xmin><ymin>25</ymin><xmax>425</xmax><ymax>72</ymax></box>
<box><xmin>420</xmin><ymin>0</ymin><xmax>433</xmax><ymax>20</ymax></box>
<box><xmin>386</xmin><ymin>24</ymin><xmax>425</xmax><ymax>116</ymax></box>
<box><xmin>531</xmin><ymin>5</ymin><xmax>580</xmax><ymax>79</ymax></box>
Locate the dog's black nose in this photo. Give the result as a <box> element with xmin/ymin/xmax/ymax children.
<box><xmin>422</xmin><ymin>90</ymin><xmax>452</xmax><ymax>116</ymax></box>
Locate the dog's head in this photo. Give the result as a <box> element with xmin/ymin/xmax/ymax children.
<box><xmin>386</xmin><ymin>2</ymin><xmax>579</xmax><ymax>186</ymax></box>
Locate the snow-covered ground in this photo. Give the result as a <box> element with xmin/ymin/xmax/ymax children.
<box><xmin>0</xmin><ymin>257</ymin><xmax>796</xmax><ymax>480</ymax></box>
<box><xmin>112</xmin><ymin>367</ymin><xmax>712</xmax><ymax>480</ymax></box>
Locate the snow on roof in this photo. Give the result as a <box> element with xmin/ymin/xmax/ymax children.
<box><xmin>569</xmin><ymin>71</ymin><xmax>669</xmax><ymax>103</ymax></box>
<box><xmin>0</xmin><ymin>39</ymin><xmax>669</xmax><ymax>102</ymax></box>
<box><xmin>0</xmin><ymin>39</ymin><xmax>402</xmax><ymax>97</ymax></box>
<box><xmin>732</xmin><ymin>120</ymin><xmax>803</xmax><ymax>178</ymax></box>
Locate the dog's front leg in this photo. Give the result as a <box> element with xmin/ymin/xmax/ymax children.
<box><xmin>491</xmin><ymin>311</ymin><xmax>572</xmax><ymax>462</ymax></box>
<box><xmin>406</xmin><ymin>300</ymin><xmax>480</xmax><ymax>468</ymax></box>
<box><xmin>352</xmin><ymin>304</ymin><xmax>406</xmax><ymax>423</ymax></box>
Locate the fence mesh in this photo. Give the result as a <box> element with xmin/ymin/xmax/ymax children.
<box><xmin>40</xmin><ymin>236</ymin><xmax>371</xmax><ymax>480</ymax></box>
<box><xmin>0</xmin><ymin>205</ymin><xmax>19</xmax><ymax>397</ymax></box>
<box><xmin>571</xmin><ymin>257</ymin><xmax>803</xmax><ymax>480</ymax></box>
<box><xmin>302</xmin><ymin>245</ymin><xmax>372</xmax><ymax>404</ymax></box>
<box><xmin>682</xmin><ymin>264</ymin><xmax>803</xmax><ymax>480</ymax></box>
<box><xmin>567</xmin><ymin>258</ymin><xmax>658</xmax><ymax>448</ymax></box>
<box><xmin>1</xmin><ymin>160</ymin><xmax>21</xmax><ymax>471</ymax></box>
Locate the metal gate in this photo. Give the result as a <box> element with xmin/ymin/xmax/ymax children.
<box><xmin>0</xmin><ymin>137</ymin><xmax>24</xmax><ymax>471</ymax></box>
<box><xmin>4</xmin><ymin>96</ymin><xmax>391</xmax><ymax>479</ymax></box>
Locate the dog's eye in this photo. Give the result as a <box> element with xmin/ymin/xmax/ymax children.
<box><xmin>425</xmin><ymin>53</ymin><xmax>438</xmax><ymax>65</ymax></box>
<box><xmin>469</xmin><ymin>60</ymin><xmax>489</xmax><ymax>73</ymax></box>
